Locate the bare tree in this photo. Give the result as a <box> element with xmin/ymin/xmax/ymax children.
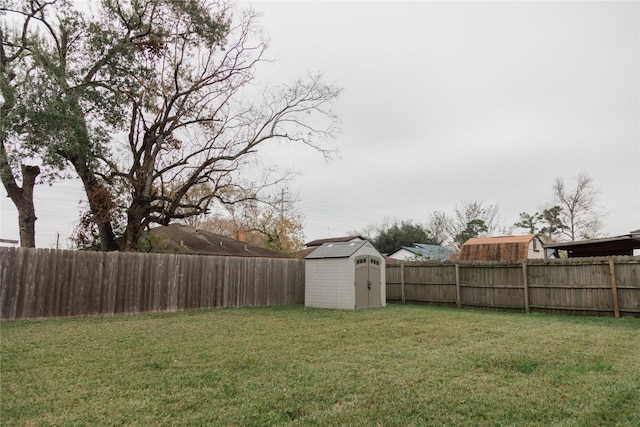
<box><xmin>552</xmin><ymin>172</ymin><xmax>606</xmax><ymax>240</ymax></box>
<box><xmin>236</xmin><ymin>189</ymin><xmax>306</xmax><ymax>255</ymax></box>
<box><xmin>111</xmin><ymin>4</ymin><xmax>340</xmax><ymax>251</ymax></box>
<box><xmin>188</xmin><ymin>186</ymin><xmax>306</xmax><ymax>255</ymax></box>
<box><xmin>428</xmin><ymin>201</ymin><xmax>502</xmax><ymax>250</ymax></box>
<box><xmin>453</xmin><ymin>201</ymin><xmax>501</xmax><ymax>236</ymax></box>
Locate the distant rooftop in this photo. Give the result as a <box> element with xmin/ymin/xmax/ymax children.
<box><xmin>462</xmin><ymin>235</ymin><xmax>537</xmax><ymax>246</ymax></box>
<box><xmin>305</xmin><ymin>235</ymin><xmax>366</xmax><ymax>247</ymax></box>
<box><xmin>401</xmin><ymin>243</ymin><xmax>455</xmax><ymax>260</ymax></box>
<box><xmin>148</xmin><ymin>224</ymin><xmax>291</xmax><ymax>258</ymax></box>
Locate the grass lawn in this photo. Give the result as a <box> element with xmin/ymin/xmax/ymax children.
<box><xmin>1</xmin><ymin>304</ymin><xmax>639</xmax><ymax>426</ymax></box>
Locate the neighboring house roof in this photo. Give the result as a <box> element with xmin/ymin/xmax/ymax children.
<box><xmin>305</xmin><ymin>241</ymin><xmax>369</xmax><ymax>259</ymax></box>
<box><xmin>413</xmin><ymin>243</ymin><xmax>455</xmax><ymax>260</ymax></box>
<box><xmin>384</xmin><ymin>247</ymin><xmax>416</xmax><ymax>260</ymax></box>
<box><xmin>305</xmin><ymin>235</ymin><xmax>366</xmax><ymax>247</ymax></box>
<box><xmin>296</xmin><ymin>247</ymin><xmax>318</xmax><ymax>259</ymax></box>
<box><xmin>387</xmin><ymin>243</ymin><xmax>454</xmax><ymax>261</ymax></box>
<box><xmin>147</xmin><ymin>224</ymin><xmax>291</xmax><ymax>258</ymax></box>
<box><xmin>460</xmin><ymin>234</ymin><xmax>538</xmax><ymax>261</ymax></box>
<box><xmin>543</xmin><ymin>231</ymin><xmax>640</xmax><ymax>258</ymax></box>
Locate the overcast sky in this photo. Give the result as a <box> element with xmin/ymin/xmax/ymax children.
<box><xmin>1</xmin><ymin>0</ymin><xmax>638</xmax><ymax>248</ymax></box>
<box><xmin>252</xmin><ymin>0</ymin><xmax>640</xmax><ymax>240</ymax></box>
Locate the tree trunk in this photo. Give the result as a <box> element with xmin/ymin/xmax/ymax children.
<box><xmin>0</xmin><ymin>149</ymin><xmax>40</xmax><ymax>248</ymax></box>
<box><xmin>78</xmin><ymin>172</ymin><xmax>119</xmax><ymax>251</ymax></box>
<box><xmin>121</xmin><ymin>206</ymin><xmax>146</xmax><ymax>252</ymax></box>
<box><xmin>16</xmin><ymin>165</ymin><xmax>40</xmax><ymax>247</ymax></box>
<box><xmin>0</xmin><ymin>74</ymin><xmax>40</xmax><ymax>247</ymax></box>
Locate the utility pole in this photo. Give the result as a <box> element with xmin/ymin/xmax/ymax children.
<box><xmin>280</xmin><ymin>188</ymin><xmax>286</xmax><ymax>222</ymax></box>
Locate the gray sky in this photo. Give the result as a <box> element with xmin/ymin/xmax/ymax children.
<box><xmin>1</xmin><ymin>0</ymin><xmax>638</xmax><ymax>247</ymax></box>
<box><xmin>253</xmin><ymin>0</ymin><xmax>640</xmax><ymax>240</ymax></box>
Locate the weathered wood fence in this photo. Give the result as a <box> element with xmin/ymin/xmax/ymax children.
<box><xmin>3</xmin><ymin>248</ymin><xmax>639</xmax><ymax>320</ymax></box>
<box><xmin>0</xmin><ymin>248</ymin><xmax>305</xmax><ymax>320</ymax></box>
<box><xmin>386</xmin><ymin>256</ymin><xmax>640</xmax><ymax>317</ymax></box>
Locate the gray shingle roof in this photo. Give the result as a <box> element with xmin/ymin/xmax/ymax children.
<box><xmin>304</xmin><ymin>235</ymin><xmax>365</xmax><ymax>247</ymax></box>
<box><xmin>305</xmin><ymin>241</ymin><xmax>369</xmax><ymax>259</ymax></box>
<box><xmin>147</xmin><ymin>224</ymin><xmax>291</xmax><ymax>258</ymax></box>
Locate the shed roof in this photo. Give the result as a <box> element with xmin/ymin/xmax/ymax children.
<box><xmin>459</xmin><ymin>234</ymin><xmax>537</xmax><ymax>261</ymax></box>
<box><xmin>305</xmin><ymin>241</ymin><xmax>369</xmax><ymax>259</ymax></box>
<box><xmin>305</xmin><ymin>235</ymin><xmax>366</xmax><ymax>247</ymax></box>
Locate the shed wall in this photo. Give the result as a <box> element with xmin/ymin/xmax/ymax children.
<box><xmin>527</xmin><ymin>239</ymin><xmax>545</xmax><ymax>259</ymax></box>
<box><xmin>381</xmin><ymin>260</ymin><xmax>387</xmax><ymax>306</ymax></box>
<box><xmin>305</xmin><ymin>258</ymin><xmax>355</xmax><ymax>309</ymax></box>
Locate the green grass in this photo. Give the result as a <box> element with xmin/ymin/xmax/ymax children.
<box><xmin>1</xmin><ymin>305</ymin><xmax>639</xmax><ymax>426</ymax></box>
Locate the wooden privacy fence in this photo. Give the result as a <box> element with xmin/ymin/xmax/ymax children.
<box><xmin>0</xmin><ymin>247</ymin><xmax>305</xmax><ymax>320</ymax></box>
<box><xmin>386</xmin><ymin>256</ymin><xmax>640</xmax><ymax>317</ymax></box>
<box><xmin>4</xmin><ymin>247</ymin><xmax>638</xmax><ymax>320</ymax></box>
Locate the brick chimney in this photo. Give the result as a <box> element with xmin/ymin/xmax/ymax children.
<box><xmin>233</xmin><ymin>229</ymin><xmax>247</xmax><ymax>242</ymax></box>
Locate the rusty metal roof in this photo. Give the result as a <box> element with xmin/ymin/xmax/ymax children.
<box><xmin>459</xmin><ymin>234</ymin><xmax>537</xmax><ymax>261</ymax></box>
<box><xmin>462</xmin><ymin>235</ymin><xmax>536</xmax><ymax>246</ymax></box>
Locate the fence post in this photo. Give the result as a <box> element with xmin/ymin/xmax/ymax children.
<box><xmin>455</xmin><ymin>263</ymin><xmax>461</xmax><ymax>309</ymax></box>
<box><xmin>522</xmin><ymin>262</ymin><xmax>529</xmax><ymax>313</ymax></box>
<box><xmin>400</xmin><ymin>263</ymin><xmax>406</xmax><ymax>304</ymax></box>
<box><xmin>609</xmin><ymin>258</ymin><xmax>620</xmax><ymax>318</ymax></box>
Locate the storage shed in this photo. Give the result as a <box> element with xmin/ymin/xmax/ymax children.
<box><xmin>460</xmin><ymin>234</ymin><xmax>544</xmax><ymax>261</ymax></box>
<box><xmin>305</xmin><ymin>241</ymin><xmax>386</xmax><ymax>309</ymax></box>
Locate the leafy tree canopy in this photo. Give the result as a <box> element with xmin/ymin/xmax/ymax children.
<box><xmin>454</xmin><ymin>219</ymin><xmax>488</xmax><ymax>247</ymax></box>
<box><xmin>514</xmin><ymin>206</ymin><xmax>568</xmax><ymax>242</ymax></box>
<box><xmin>372</xmin><ymin>220</ymin><xmax>440</xmax><ymax>255</ymax></box>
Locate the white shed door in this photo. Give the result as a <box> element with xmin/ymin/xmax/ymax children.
<box><xmin>355</xmin><ymin>256</ymin><xmax>382</xmax><ymax>308</ymax></box>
